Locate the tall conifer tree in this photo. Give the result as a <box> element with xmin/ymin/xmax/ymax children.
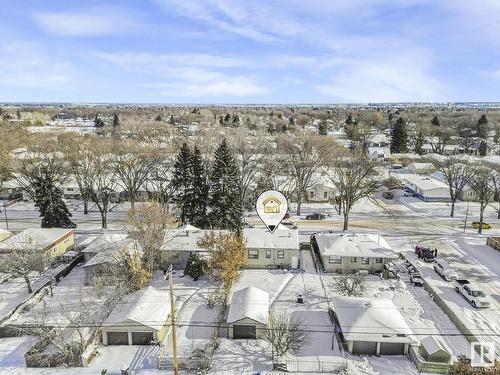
<box><xmin>208</xmin><ymin>139</ymin><xmax>242</xmax><ymax>231</ymax></box>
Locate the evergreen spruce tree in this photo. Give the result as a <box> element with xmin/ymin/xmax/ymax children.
<box><xmin>208</xmin><ymin>139</ymin><xmax>242</xmax><ymax>231</ymax></box>
<box><xmin>112</xmin><ymin>113</ymin><xmax>120</xmax><ymax>128</ymax></box>
<box><xmin>477</xmin><ymin>114</ymin><xmax>488</xmax><ymax>139</ymax></box>
<box><xmin>94</xmin><ymin>114</ymin><xmax>104</xmax><ymax>128</ymax></box>
<box><xmin>431</xmin><ymin>116</ymin><xmax>440</xmax><ymax>127</ymax></box>
<box><xmin>478</xmin><ymin>140</ymin><xmax>487</xmax><ymax>156</ymax></box>
<box><xmin>34</xmin><ymin>178</ymin><xmax>76</xmax><ymax>228</ymax></box>
<box><xmin>187</xmin><ymin>146</ymin><xmax>209</xmax><ymax>228</ymax></box>
<box><xmin>172</xmin><ymin>143</ymin><xmax>192</xmax><ymax>224</ymax></box>
<box><xmin>318</xmin><ymin>121</ymin><xmax>328</xmax><ymax>135</ymax></box>
<box><xmin>390</xmin><ymin>117</ymin><xmax>408</xmax><ymax>153</ymax></box>
<box><xmin>346</xmin><ymin>114</ymin><xmax>355</xmax><ymax>125</ymax></box>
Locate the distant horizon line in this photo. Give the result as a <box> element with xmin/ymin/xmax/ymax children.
<box><xmin>1</xmin><ymin>101</ymin><xmax>500</xmax><ymax>107</ymax></box>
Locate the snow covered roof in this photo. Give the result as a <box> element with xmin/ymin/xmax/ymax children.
<box><xmin>227</xmin><ymin>286</ymin><xmax>269</xmax><ymax>325</ymax></box>
<box><xmin>81</xmin><ymin>233</ymin><xmax>128</xmax><ymax>254</ymax></box>
<box><xmin>83</xmin><ymin>238</ymin><xmax>142</xmax><ymax>267</ymax></box>
<box><xmin>314</xmin><ymin>232</ymin><xmax>396</xmax><ymax>258</ymax></box>
<box><xmin>420</xmin><ymin>336</ymin><xmax>450</xmax><ymax>355</ymax></box>
<box><xmin>0</xmin><ymin>228</ymin><xmax>73</xmax><ymax>253</ymax></box>
<box><xmin>103</xmin><ymin>286</ymin><xmax>170</xmax><ymax>330</ymax></box>
<box><xmin>244</xmin><ymin>228</ymin><xmax>299</xmax><ymax>250</ymax></box>
<box><xmin>404</xmin><ymin>174</ymin><xmax>450</xmax><ymax>192</ymax></box>
<box><xmin>408</xmin><ymin>162</ymin><xmax>436</xmax><ymax>171</ymax></box>
<box><xmin>333</xmin><ymin>297</ymin><xmax>413</xmax><ymax>343</ymax></box>
<box><xmin>161</xmin><ymin>227</ymin><xmax>227</xmax><ymax>252</ymax></box>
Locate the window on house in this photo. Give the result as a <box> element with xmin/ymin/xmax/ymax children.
<box><xmin>277</xmin><ymin>250</ymin><xmax>284</xmax><ymax>259</ymax></box>
<box><xmin>248</xmin><ymin>250</ymin><xmax>259</xmax><ymax>259</ymax></box>
<box><xmin>350</xmin><ymin>257</ymin><xmax>357</xmax><ymax>263</ymax></box>
<box><xmin>266</xmin><ymin>250</ymin><xmax>271</xmax><ymax>258</ymax></box>
<box><xmin>329</xmin><ymin>256</ymin><xmax>341</xmax><ymax>264</ymax></box>
<box><xmin>309</xmin><ymin>191</ymin><xmax>314</xmax><ymax>198</ymax></box>
<box><xmin>361</xmin><ymin>257</ymin><xmax>369</xmax><ymax>265</ymax></box>
<box><xmin>323</xmin><ymin>191</ymin><xmax>328</xmax><ymax>199</ymax></box>
<box><xmin>375</xmin><ymin>257</ymin><xmax>383</xmax><ymax>263</ymax></box>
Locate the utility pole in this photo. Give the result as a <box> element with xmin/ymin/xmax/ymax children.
<box><xmin>168</xmin><ymin>265</ymin><xmax>179</xmax><ymax>375</ymax></box>
<box><xmin>463</xmin><ymin>201</ymin><xmax>470</xmax><ymax>234</ymax></box>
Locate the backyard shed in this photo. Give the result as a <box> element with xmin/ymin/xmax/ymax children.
<box><xmin>419</xmin><ymin>336</ymin><xmax>452</xmax><ymax>363</ymax></box>
<box><xmin>227</xmin><ymin>286</ymin><xmax>269</xmax><ymax>339</ymax></box>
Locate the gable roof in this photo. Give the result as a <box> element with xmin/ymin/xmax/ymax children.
<box><xmin>0</xmin><ymin>228</ymin><xmax>73</xmax><ymax>253</ymax></box>
<box><xmin>103</xmin><ymin>286</ymin><xmax>170</xmax><ymax>330</ymax></box>
<box><xmin>81</xmin><ymin>233</ymin><xmax>129</xmax><ymax>254</ymax></box>
<box><xmin>83</xmin><ymin>238</ymin><xmax>142</xmax><ymax>268</ymax></box>
<box><xmin>333</xmin><ymin>296</ymin><xmax>413</xmax><ymax>343</ymax></box>
<box><xmin>420</xmin><ymin>336</ymin><xmax>450</xmax><ymax>355</ymax></box>
<box><xmin>314</xmin><ymin>232</ymin><xmax>396</xmax><ymax>258</ymax></box>
<box><xmin>244</xmin><ymin>228</ymin><xmax>299</xmax><ymax>250</ymax></box>
<box><xmin>227</xmin><ymin>286</ymin><xmax>269</xmax><ymax>325</ymax></box>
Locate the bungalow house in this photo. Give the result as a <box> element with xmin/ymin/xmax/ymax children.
<box><xmin>102</xmin><ymin>286</ymin><xmax>170</xmax><ymax>345</ymax></box>
<box><xmin>0</xmin><ymin>228</ymin><xmax>74</xmax><ymax>261</ymax></box>
<box><xmin>244</xmin><ymin>228</ymin><xmax>300</xmax><ymax>270</ymax></box>
<box><xmin>82</xmin><ymin>238</ymin><xmax>142</xmax><ymax>285</ymax></box>
<box><xmin>404</xmin><ymin>174</ymin><xmax>451</xmax><ymax>202</ymax></box>
<box><xmin>305</xmin><ymin>176</ymin><xmax>337</xmax><ymax>203</ymax></box>
<box><xmin>227</xmin><ymin>286</ymin><xmax>269</xmax><ymax>339</ymax></box>
<box><xmin>161</xmin><ymin>225</ymin><xmax>227</xmax><ymax>269</ymax></box>
<box><xmin>311</xmin><ymin>232</ymin><xmax>397</xmax><ymax>274</ymax></box>
<box><xmin>81</xmin><ymin>233</ymin><xmax>129</xmax><ymax>262</ymax></box>
<box><xmin>332</xmin><ymin>297</ymin><xmax>414</xmax><ymax>355</ymax></box>
<box><xmin>407</xmin><ymin>163</ymin><xmax>436</xmax><ymax>175</ymax></box>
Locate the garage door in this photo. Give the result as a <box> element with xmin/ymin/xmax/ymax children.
<box><xmin>107</xmin><ymin>331</ymin><xmax>128</xmax><ymax>345</ymax></box>
<box><xmin>233</xmin><ymin>325</ymin><xmax>256</xmax><ymax>339</ymax></box>
<box><xmin>379</xmin><ymin>342</ymin><xmax>405</xmax><ymax>355</ymax></box>
<box><xmin>352</xmin><ymin>341</ymin><xmax>377</xmax><ymax>355</ymax></box>
<box><xmin>132</xmin><ymin>332</ymin><xmax>154</xmax><ymax>345</ymax></box>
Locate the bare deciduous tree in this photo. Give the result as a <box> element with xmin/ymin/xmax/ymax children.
<box><xmin>327</xmin><ymin>153</ymin><xmax>379</xmax><ymax>230</ymax></box>
<box><xmin>429</xmin><ymin>158</ymin><xmax>475</xmax><ymax>217</ymax></box>
<box><xmin>265</xmin><ymin>311</ymin><xmax>309</xmax><ymax>359</ymax></box>
<box><xmin>331</xmin><ymin>274</ymin><xmax>366</xmax><ymax>297</ymax></box>
<box><xmin>113</xmin><ymin>142</ymin><xmax>156</xmax><ymax>208</ymax></box>
<box><xmin>127</xmin><ymin>202</ymin><xmax>176</xmax><ymax>273</ymax></box>
<box><xmin>469</xmin><ymin>167</ymin><xmax>495</xmax><ymax>234</ymax></box>
<box><xmin>278</xmin><ymin>132</ymin><xmax>330</xmax><ymax>216</ymax></box>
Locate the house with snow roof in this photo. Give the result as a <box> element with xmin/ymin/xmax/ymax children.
<box><xmin>312</xmin><ymin>232</ymin><xmax>397</xmax><ymax>274</ymax></box>
<box><xmin>244</xmin><ymin>228</ymin><xmax>300</xmax><ymax>270</ymax></box>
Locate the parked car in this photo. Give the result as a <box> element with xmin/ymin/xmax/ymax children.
<box><xmin>410</xmin><ymin>273</ymin><xmax>424</xmax><ymax>287</ymax></box>
<box><xmin>472</xmin><ymin>222</ymin><xmax>491</xmax><ymax>230</ymax></box>
<box><xmin>433</xmin><ymin>259</ymin><xmax>458</xmax><ymax>281</ymax></box>
<box><xmin>281</xmin><ymin>220</ymin><xmax>297</xmax><ymax>229</ymax></box>
<box><xmin>455</xmin><ymin>280</ymin><xmax>490</xmax><ymax>308</ymax></box>
<box><xmin>415</xmin><ymin>245</ymin><xmax>435</xmax><ymax>263</ymax></box>
<box><xmin>305</xmin><ymin>213</ymin><xmax>326</xmax><ymax>220</ymax></box>
<box><xmin>382</xmin><ymin>191</ymin><xmax>394</xmax><ymax>199</ymax></box>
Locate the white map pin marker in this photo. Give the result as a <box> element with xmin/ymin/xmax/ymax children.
<box><xmin>256</xmin><ymin>190</ymin><xmax>288</xmax><ymax>234</ymax></box>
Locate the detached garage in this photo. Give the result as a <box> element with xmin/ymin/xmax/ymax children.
<box><xmin>332</xmin><ymin>297</ymin><xmax>415</xmax><ymax>356</ymax></box>
<box><xmin>227</xmin><ymin>287</ymin><xmax>269</xmax><ymax>339</ymax></box>
<box><xmin>102</xmin><ymin>287</ymin><xmax>170</xmax><ymax>346</ymax></box>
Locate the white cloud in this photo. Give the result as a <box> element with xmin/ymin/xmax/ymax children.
<box><xmin>152</xmin><ymin>75</ymin><xmax>268</xmax><ymax>97</ymax></box>
<box><xmin>0</xmin><ymin>41</ymin><xmax>73</xmax><ymax>88</ymax></box>
<box><xmin>315</xmin><ymin>50</ymin><xmax>447</xmax><ymax>102</ymax></box>
<box><xmin>33</xmin><ymin>7</ymin><xmax>140</xmax><ymax>36</ymax></box>
<box><xmin>153</xmin><ymin>0</ymin><xmax>302</xmax><ymax>42</ymax></box>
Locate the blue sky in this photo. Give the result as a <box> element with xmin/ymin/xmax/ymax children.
<box><xmin>0</xmin><ymin>0</ymin><xmax>499</xmax><ymax>103</ymax></box>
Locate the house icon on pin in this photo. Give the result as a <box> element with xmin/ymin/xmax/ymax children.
<box><xmin>262</xmin><ymin>196</ymin><xmax>281</xmax><ymax>213</ymax></box>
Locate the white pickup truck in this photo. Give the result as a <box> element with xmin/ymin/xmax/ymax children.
<box><xmin>455</xmin><ymin>279</ymin><xmax>491</xmax><ymax>308</ymax></box>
